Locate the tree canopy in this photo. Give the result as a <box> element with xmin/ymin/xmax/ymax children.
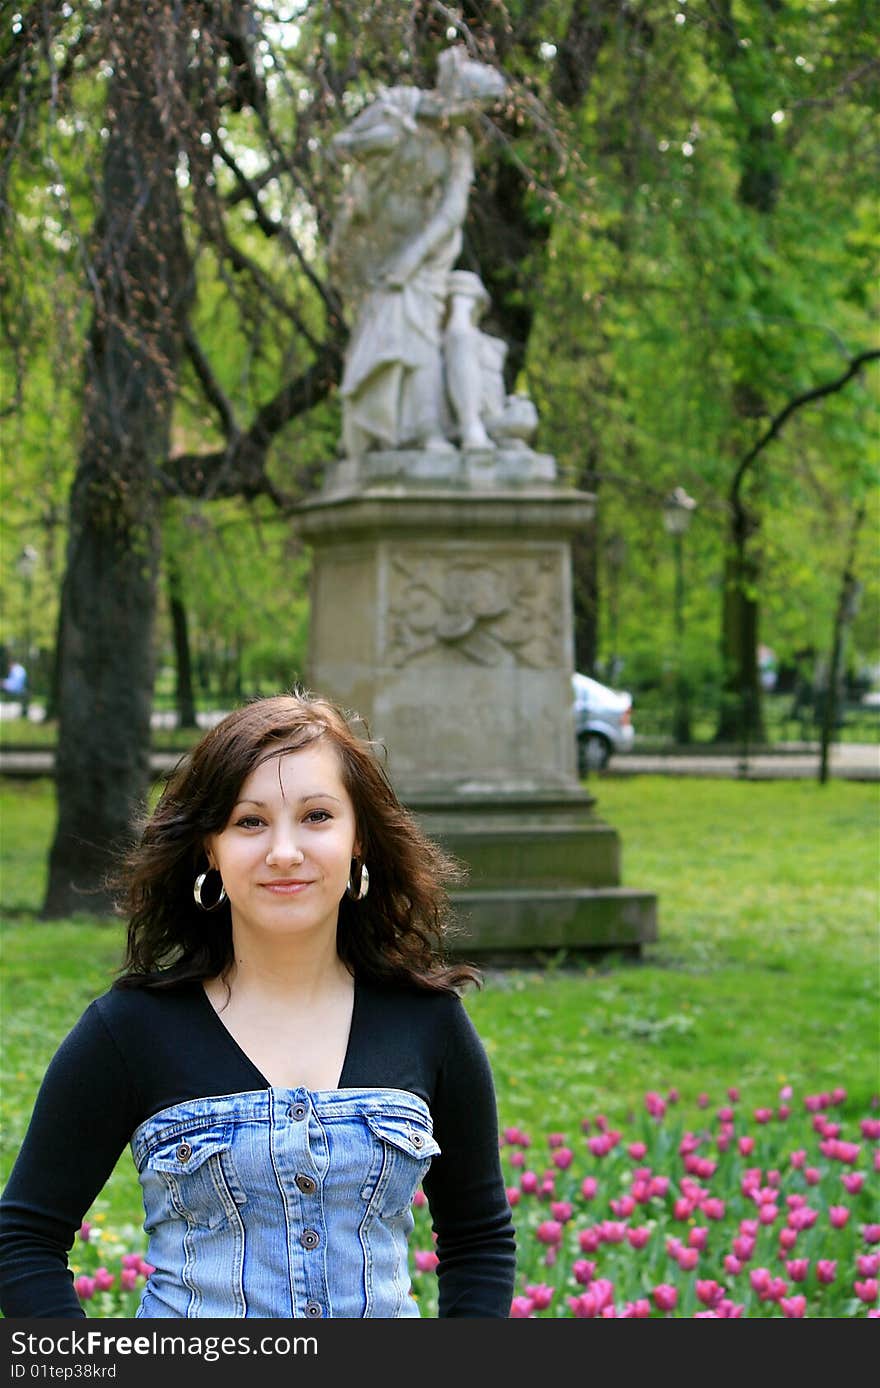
<box><xmin>1</xmin><ymin>1</ymin><xmax>877</xmax><ymax>911</ymax></box>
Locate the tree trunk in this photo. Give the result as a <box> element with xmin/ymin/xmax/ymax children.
<box><xmin>43</xmin><ymin>7</ymin><xmax>192</xmax><ymax>916</ymax></box>
<box><xmin>716</xmin><ymin>544</ymin><xmax>764</xmax><ymax>745</ymax></box>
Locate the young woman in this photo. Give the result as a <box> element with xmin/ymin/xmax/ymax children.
<box><xmin>0</xmin><ymin>692</ymin><xmax>516</xmax><ymax>1318</ymax></box>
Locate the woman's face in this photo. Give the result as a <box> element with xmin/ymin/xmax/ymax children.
<box><xmin>206</xmin><ymin>739</ymin><xmax>359</xmax><ymax>947</ymax></box>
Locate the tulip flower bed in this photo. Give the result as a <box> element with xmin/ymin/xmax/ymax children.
<box><xmin>410</xmin><ymin>1082</ymin><xmax>880</xmax><ymax>1318</ymax></box>
<box><xmin>52</xmin><ymin>1079</ymin><xmax>880</xmax><ymax>1318</ymax></box>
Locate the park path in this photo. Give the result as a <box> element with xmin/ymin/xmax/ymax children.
<box><xmin>0</xmin><ymin>701</ymin><xmax>877</xmax><ymax>782</ymax></box>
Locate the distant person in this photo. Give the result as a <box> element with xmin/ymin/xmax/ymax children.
<box><xmin>0</xmin><ymin>689</ymin><xmax>515</xmax><ymax>1318</ymax></box>
<box><xmin>1</xmin><ymin>658</ymin><xmax>28</xmax><ymax>713</ymax></box>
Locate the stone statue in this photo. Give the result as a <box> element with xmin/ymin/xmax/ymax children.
<box><xmin>328</xmin><ymin>47</ymin><xmax>538</xmax><ymax>461</ymax></box>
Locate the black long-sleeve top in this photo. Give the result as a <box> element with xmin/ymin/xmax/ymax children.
<box><xmin>0</xmin><ymin>976</ymin><xmax>516</xmax><ymax>1319</ymax></box>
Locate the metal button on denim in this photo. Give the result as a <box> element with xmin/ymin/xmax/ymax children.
<box><xmin>305</xmin><ymin>1301</ymin><xmax>323</xmax><ymax>1318</ymax></box>
<box><xmin>175</xmin><ymin>1142</ymin><xmax>192</xmax><ymax>1163</ymax></box>
<box><xmin>411</xmin><ymin>1133</ymin><xmax>424</xmax><ymax>1149</ymax></box>
<box><xmin>299</xmin><ymin>1229</ymin><xmax>320</xmax><ymax>1250</ymax></box>
<box><xmin>295</xmin><ymin>1173</ymin><xmax>317</xmax><ymax>1195</ymax></box>
<box><xmin>288</xmin><ymin>1102</ymin><xmax>308</xmax><ymax>1121</ymax></box>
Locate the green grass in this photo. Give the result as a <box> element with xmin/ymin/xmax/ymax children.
<box><xmin>1</xmin><ymin>775</ymin><xmax>878</xmax><ymax>1238</ymax></box>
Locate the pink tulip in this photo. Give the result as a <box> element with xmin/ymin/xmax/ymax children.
<box><xmin>644</xmin><ymin>1091</ymin><xmax>667</xmax><ymax>1118</ymax></box>
<box><xmin>93</xmin><ymin>1267</ymin><xmax>114</xmax><ymax>1291</ymax></box>
<box><xmin>816</xmin><ymin>1260</ymin><xmax>837</xmax><ymax>1284</ymax></box>
<box><xmin>696</xmin><ymin>1280</ymin><xmax>724</xmax><ymax>1308</ymax></box>
<box><xmin>750</xmin><ymin>1267</ymin><xmax>772</xmax><ymax>1295</ymax></box>
<box><xmin>854</xmin><ymin>1279</ymin><xmax>879</xmax><ymax>1304</ymax></box>
<box><xmin>610</xmin><ymin>1195</ymin><xmax>636</xmax><ymax>1218</ymax></box>
<box><xmin>787</xmin><ymin>1206</ymin><xmax>818</xmax><ymax>1230</ymax></box>
<box><xmin>578</xmin><ymin>1227</ymin><xmax>601</xmax><ymax>1253</ymax></box>
<box><xmin>777</xmin><ymin>1105</ymin><xmax>791</xmax><ymax>1120</ymax></box>
<box><xmin>536</xmin><ymin>1220</ymin><xmax>563</xmax><ymax>1246</ymax></box>
<box><xmin>552</xmin><ymin>1147</ymin><xmax>574</xmax><ymax>1170</ymax></box>
<box><xmin>414</xmin><ymin>1250</ymin><xmax>439</xmax><ymax>1272</ymax></box>
<box><xmin>738</xmin><ymin>1136</ymin><xmax>755</xmax><ymax>1156</ymax></box>
<box><xmin>628</xmin><ymin>1141</ymin><xmax>647</xmax><ymax>1160</ymax></box>
<box><xmin>676</xmin><ymin>1247</ymin><xmax>699</xmax><ymax>1271</ymax></box>
<box><xmin>620</xmin><ymin>1299</ymin><xmax>652</xmax><ymax>1318</ymax></box>
<box><xmin>831</xmin><ymin>1087</ymin><xmax>847</xmax><ymax>1105</ymax></box>
<box><xmin>697</xmin><ymin>1093</ymin><xmax>710</xmax><ymax>1109</ymax></box>
<box><xmin>580</xmin><ymin>1176</ymin><xmax>598</xmax><ymax>1200</ymax></box>
<box><xmin>652</xmin><ymin>1284</ymin><xmax>678</xmax><ymax>1312</ymax></box>
<box><xmin>674</xmin><ymin>1197</ymin><xmax>696</xmax><ymax>1221</ymax></box>
<box><xmin>724</xmin><ymin>1255</ymin><xmax>743</xmax><ymax>1276</ymax></box>
<box><xmin>688</xmin><ymin>1227</ymin><xmax>708</xmax><ymax>1250</ymax></box>
<box><xmin>77</xmin><ymin>1221</ymin><xmax>91</xmax><ymax>1243</ymax></box>
<box><xmin>510</xmin><ymin>1296</ymin><xmax>534</xmax><ymax>1318</ymax></box>
<box><xmin>733</xmin><ymin>1235</ymin><xmax>756</xmax><ymax>1261</ymax></box>
<box><xmin>739</xmin><ymin>1218</ymin><xmax>759</xmax><ymax>1236</ymax></box>
<box><xmin>626</xmin><ymin>1226</ymin><xmax>651</xmax><ymax>1249</ymax></box>
<box><xmin>667</xmin><ymin>1088</ymin><xmax>680</xmax><ymax>1103</ymax></box>
<box><xmin>785</xmin><ymin>1259</ymin><xmax>809</xmax><ymax>1282</ymax></box>
<box><xmin>758</xmin><ymin>1204</ymin><xmax>779</xmax><ymax>1225</ymax></box>
<box><xmin>506</xmin><ymin>1187</ymin><xmax>520</xmax><ymax>1207</ymax></box>
<box><xmin>753</xmin><ymin>1108</ymin><xmax>773</xmax><ymax>1124</ymax></box>
<box><xmin>597</xmin><ymin>1220</ymin><xmax>627</xmax><ymax>1244</ymax></box>
<box><xmin>551</xmin><ymin>1200</ymin><xmax>573</xmax><ymax>1222</ymax></box>
<box><xmin>841</xmin><ymin>1172</ymin><xmax>865</xmax><ymax>1194</ymax></box>
<box><xmin>857</xmin><ymin>1253</ymin><xmax>880</xmax><ymax>1277</ymax></box>
<box><xmin>863</xmin><ymin>1225</ymin><xmax>880</xmax><ymax>1244</ymax></box>
<box><xmin>509</xmin><ymin>1151</ymin><xmax>524</xmax><ymax>1169</ymax></box>
<box><xmin>829</xmin><ymin>1206</ymin><xmax>850</xmax><ymax>1229</ymax></box>
<box><xmin>702</xmin><ymin>1198</ymin><xmax>726</xmax><ymax>1220</ymax></box>
<box><xmin>804</xmin><ymin>1167</ymin><xmax>821</xmax><ymax>1186</ymax></box>
<box><xmin>780</xmin><ymin>1295</ymin><xmax>806</xmax><ymax>1317</ymax></box>
<box><xmin>547</xmin><ymin>1132</ymin><xmax>566</xmax><ymax>1149</ymax></box>
<box><xmin>526</xmin><ymin>1283</ymin><xmax>554</xmax><ymax>1309</ymax></box>
<box><xmin>412</xmin><ymin>1188</ymin><xmax>427</xmax><ymax>1208</ymax></box>
<box><xmin>789</xmin><ymin>1148</ymin><xmax>807</xmax><ymax>1168</ymax></box>
<box><xmin>573</xmin><ymin>1259</ymin><xmax>596</xmax><ymax>1285</ymax></box>
<box><xmin>120</xmin><ymin>1268</ymin><xmax>138</xmax><ymax>1292</ymax></box>
<box><xmin>139</xmin><ymin>1260</ymin><xmax>156</xmax><ymax>1277</ymax></box>
<box><xmin>778</xmin><ymin>1228</ymin><xmax>798</xmax><ymax>1252</ymax></box>
<box><xmin>73</xmin><ymin>1276</ymin><xmax>95</xmax><ymax>1301</ymax></box>
<box><xmin>649</xmin><ymin>1175</ymin><xmax>670</xmax><ymax>1197</ymax></box>
<box><xmin>727</xmin><ymin>1087</ymin><xmax>740</xmax><ymax>1102</ymax></box>
<box><xmin>859</xmin><ymin>1118</ymin><xmax>880</xmax><ymax>1140</ymax></box>
<box><xmin>520</xmin><ymin>1170</ymin><xmax>538</xmax><ymax>1193</ymax></box>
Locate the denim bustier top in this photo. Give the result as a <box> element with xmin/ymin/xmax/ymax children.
<box><xmin>130</xmin><ymin>1086</ymin><xmax>440</xmax><ymax>1319</ymax></box>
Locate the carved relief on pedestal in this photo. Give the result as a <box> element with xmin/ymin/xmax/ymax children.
<box><xmin>385</xmin><ymin>552</ymin><xmax>563</xmax><ymax>668</ymax></box>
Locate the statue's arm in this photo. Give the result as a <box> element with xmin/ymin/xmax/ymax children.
<box><xmin>381</xmin><ymin>130</ymin><xmax>474</xmax><ymax>286</ymax></box>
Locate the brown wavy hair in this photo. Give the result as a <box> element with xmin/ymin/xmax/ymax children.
<box><xmin>113</xmin><ymin>691</ymin><xmax>480</xmax><ymax>994</ymax></box>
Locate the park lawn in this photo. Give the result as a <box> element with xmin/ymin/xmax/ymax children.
<box><xmin>1</xmin><ymin>774</ymin><xmax>878</xmax><ymax>1238</ymax></box>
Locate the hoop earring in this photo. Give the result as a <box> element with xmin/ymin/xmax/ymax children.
<box><xmin>346</xmin><ymin>860</ymin><xmax>369</xmax><ymax>901</ymax></box>
<box><xmin>194</xmin><ymin>869</ymin><xmax>227</xmax><ymax>911</ymax></box>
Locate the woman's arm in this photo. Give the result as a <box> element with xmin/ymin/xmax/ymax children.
<box><xmin>0</xmin><ymin>1001</ymin><xmax>139</xmax><ymax>1317</ymax></box>
<box><xmin>423</xmin><ymin>997</ymin><xmax>516</xmax><ymax>1317</ymax></box>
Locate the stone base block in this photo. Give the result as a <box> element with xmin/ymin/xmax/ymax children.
<box><xmin>446</xmin><ymin>887</ymin><xmax>658</xmax><ymax>959</ymax></box>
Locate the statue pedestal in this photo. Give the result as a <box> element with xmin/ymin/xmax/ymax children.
<box><xmin>293</xmin><ymin>462</ymin><xmax>657</xmax><ymax>959</ymax></box>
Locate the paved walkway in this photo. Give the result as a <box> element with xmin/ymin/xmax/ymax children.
<box><xmin>1</xmin><ymin>727</ymin><xmax>877</xmax><ymax>782</ymax></box>
<box><xmin>600</xmin><ymin>742</ymin><xmax>879</xmax><ymax>782</ymax></box>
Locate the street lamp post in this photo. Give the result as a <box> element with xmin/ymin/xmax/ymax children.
<box><xmin>662</xmin><ymin>488</ymin><xmax>697</xmax><ymax>745</ymax></box>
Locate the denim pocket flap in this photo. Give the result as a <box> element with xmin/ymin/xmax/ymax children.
<box><xmin>143</xmin><ymin>1124</ymin><xmax>234</xmax><ymax>1175</ymax></box>
<box><xmin>366</xmin><ymin>1114</ymin><xmax>441</xmax><ymax>1161</ymax></box>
